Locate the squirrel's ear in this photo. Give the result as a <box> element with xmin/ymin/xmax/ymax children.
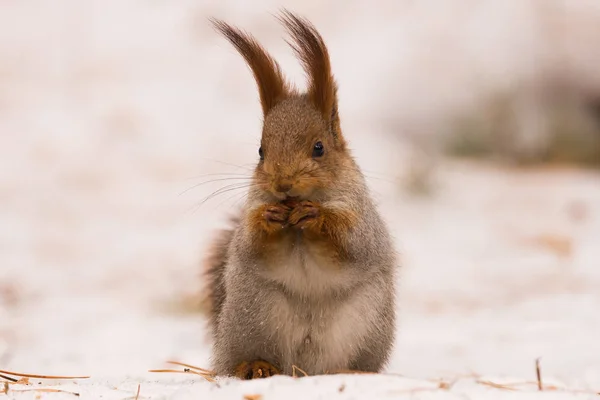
<box><xmin>279</xmin><ymin>10</ymin><xmax>341</xmax><ymax>140</ymax></box>
<box><xmin>211</xmin><ymin>18</ymin><xmax>290</xmax><ymax>116</ymax></box>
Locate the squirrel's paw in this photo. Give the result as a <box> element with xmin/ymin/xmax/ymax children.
<box><xmin>234</xmin><ymin>360</ymin><xmax>280</xmax><ymax>380</ymax></box>
<box><xmin>255</xmin><ymin>203</ymin><xmax>290</xmax><ymax>233</ymax></box>
<box><xmin>288</xmin><ymin>200</ymin><xmax>322</xmax><ymax>230</ymax></box>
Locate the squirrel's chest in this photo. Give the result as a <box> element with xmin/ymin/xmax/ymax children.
<box><xmin>262</xmin><ymin>236</ymin><xmax>350</xmax><ymax>297</ymax></box>
<box><xmin>259</xmin><ymin>239</ymin><xmax>368</xmax><ymax>374</ymax></box>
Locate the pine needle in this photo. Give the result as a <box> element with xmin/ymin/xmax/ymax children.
<box><xmin>148</xmin><ymin>369</ymin><xmax>216</xmax><ymax>383</ymax></box>
<box><xmin>165</xmin><ymin>361</ymin><xmax>216</xmax><ymax>375</ymax></box>
<box><xmin>10</xmin><ymin>388</ymin><xmax>80</xmax><ymax>396</ymax></box>
<box><xmin>0</xmin><ymin>369</ymin><xmax>90</xmax><ymax>380</ymax></box>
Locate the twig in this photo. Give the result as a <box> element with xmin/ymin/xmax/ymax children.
<box><xmin>536</xmin><ymin>358</ymin><xmax>543</xmax><ymax>391</ymax></box>
<box><xmin>0</xmin><ymin>369</ymin><xmax>89</xmax><ymax>380</ymax></box>
<box><xmin>0</xmin><ymin>373</ymin><xmax>17</xmax><ymax>382</ymax></box>
<box><xmin>134</xmin><ymin>384</ymin><xmax>140</xmax><ymax>400</ymax></box>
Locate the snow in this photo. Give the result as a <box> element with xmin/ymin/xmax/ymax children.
<box><xmin>1</xmin><ymin>0</ymin><xmax>600</xmax><ymax>399</ymax></box>
<box><xmin>2</xmin><ymin>374</ymin><xmax>599</xmax><ymax>399</ymax></box>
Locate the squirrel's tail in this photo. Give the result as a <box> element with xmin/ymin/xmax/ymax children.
<box><xmin>198</xmin><ymin>216</ymin><xmax>238</xmax><ymax>334</ymax></box>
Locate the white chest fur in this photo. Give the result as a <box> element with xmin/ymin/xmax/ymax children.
<box><xmin>266</xmin><ymin>280</ymin><xmax>378</xmax><ymax>374</ymax></box>
<box><xmin>260</xmin><ymin>239</ymin><xmax>379</xmax><ymax>374</ymax></box>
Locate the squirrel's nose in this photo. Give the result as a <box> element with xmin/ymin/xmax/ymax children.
<box><xmin>275</xmin><ymin>180</ymin><xmax>293</xmax><ymax>193</ymax></box>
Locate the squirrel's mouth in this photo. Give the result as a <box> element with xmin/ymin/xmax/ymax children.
<box><xmin>282</xmin><ymin>196</ymin><xmax>300</xmax><ymax>207</ymax></box>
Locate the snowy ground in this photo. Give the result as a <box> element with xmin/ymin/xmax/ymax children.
<box><xmin>1</xmin><ymin>1</ymin><xmax>599</xmax><ymax>399</ymax></box>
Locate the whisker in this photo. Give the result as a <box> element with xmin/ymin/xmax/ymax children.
<box><xmin>215</xmin><ymin>189</ymin><xmax>248</xmax><ymax>211</ymax></box>
<box><xmin>361</xmin><ymin>168</ymin><xmax>397</xmax><ymax>178</ymax></box>
<box><xmin>187</xmin><ymin>182</ymin><xmax>258</xmax><ymax>215</ymax></box>
<box><xmin>204</xmin><ymin>184</ymin><xmax>257</xmax><ymax>204</ymax></box>
<box><xmin>179</xmin><ymin>177</ymin><xmax>254</xmax><ymax>196</ymax></box>
<box><xmin>362</xmin><ymin>174</ymin><xmax>399</xmax><ymax>185</ymax></box>
<box><xmin>232</xmin><ymin>191</ymin><xmax>249</xmax><ymax>209</ymax></box>
<box><xmin>333</xmin><ymin>165</ymin><xmax>399</xmax><ymax>185</ymax></box>
<box><xmin>199</xmin><ymin>158</ymin><xmax>255</xmax><ymax>172</ymax></box>
<box><xmin>182</xmin><ymin>172</ymin><xmax>252</xmax><ymax>182</ymax></box>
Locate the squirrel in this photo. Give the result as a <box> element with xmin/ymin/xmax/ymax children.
<box><xmin>200</xmin><ymin>10</ymin><xmax>398</xmax><ymax>379</ymax></box>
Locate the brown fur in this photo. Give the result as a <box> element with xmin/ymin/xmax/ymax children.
<box><xmin>209</xmin><ymin>19</ymin><xmax>291</xmax><ymax>116</ymax></box>
<box><xmin>198</xmin><ymin>217</ymin><xmax>237</xmax><ymax>335</ymax></box>
<box><xmin>203</xmin><ymin>10</ymin><xmax>398</xmax><ymax>379</ymax></box>
<box><xmin>278</xmin><ymin>11</ymin><xmax>341</xmax><ymax>140</ymax></box>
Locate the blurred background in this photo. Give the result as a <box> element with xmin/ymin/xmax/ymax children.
<box><xmin>1</xmin><ymin>0</ymin><xmax>599</xmax><ymax>385</ymax></box>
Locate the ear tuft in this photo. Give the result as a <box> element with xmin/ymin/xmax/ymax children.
<box><xmin>278</xmin><ymin>10</ymin><xmax>339</xmax><ymax>136</ymax></box>
<box><xmin>210</xmin><ymin>18</ymin><xmax>290</xmax><ymax>116</ymax></box>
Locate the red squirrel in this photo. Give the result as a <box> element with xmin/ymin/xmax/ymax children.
<box><xmin>200</xmin><ymin>10</ymin><xmax>397</xmax><ymax>379</ymax></box>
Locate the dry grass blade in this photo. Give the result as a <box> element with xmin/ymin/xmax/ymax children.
<box><xmin>476</xmin><ymin>380</ymin><xmax>518</xmax><ymax>391</ymax></box>
<box><xmin>472</xmin><ymin>376</ymin><xmax>600</xmax><ymax>396</ymax></box>
<box><xmin>148</xmin><ymin>369</ymin><xmax>189</xmax><ymax>374</ymax></box>
<box><xmin>536</xmin><ymin>357</ymin><xmax>543</xmax><ymax>391</ymax></box>
<box><xmin>0</xmin><ymin>369</ymin><xmax>89</xmax><ymax>380</ymax></box>
<box><xmin>165</xmin><ymin>360</ymin><xmax>216</xmax><ymax>375</ymax></box>
<box><xmin>330</xmin><ymin>369</ymin><xmax>377</xmax><ymax>375</ymax></box>
<box><xmin>535</xmin><ymin>384</ymin><xmax>600</xmax><ymax>396</ymax></box>
<box><xmin>135</xmin><ymin>384</ymin><xmax>140</xmax><ymax>400</ymax></box>
<box><xmin>243</xmin><ymin>395</ymin><xmax>263</xmax><ymax>400</ymax></box>
<box><xmin>291</xmin><ymin>365</ymin><xmax>308</xmax><ymax>378</ymax></box>
<box><xmin>148</xmin><ymin>369</ymin><xmax>216</xmax><ymax>383</ymax></box>
<box><xmin>389</xmin><ymin>387</ymin><xmax>440</xmax><ymax>394</ymax></box>
<box><xmin>11</xmin><ymin>388</ymin><xmax>80</xmax><ymax>396</ymax></box>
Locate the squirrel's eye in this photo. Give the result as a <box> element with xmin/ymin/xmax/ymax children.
<box><xmin>312</xmin><ymin>141</ymin><xmax>324</xmax><ymax>158</ymax></box>
<box><xmin>258</xmin><ymin>146</ymin><xmax>264</xmax><ymax>160</ymax></box>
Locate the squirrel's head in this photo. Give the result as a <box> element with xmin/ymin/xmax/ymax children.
<box><xmin>212</xmin><ymin>11</ymin><xmax>353</xmax><ymax>201</ymax></box>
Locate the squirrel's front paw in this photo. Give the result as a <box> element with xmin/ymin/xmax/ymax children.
<box><xmin>234</xmin><ymin>360</ymin><xmax>280</xmax><ymax>380</ymax></box>
<box><xmin>254</xmin><ymin>203</ymin><xmax>290</xmax><ymax>234</ymax></box>
<box><xmin>288</xmin><ymin>200</ymin><xmax>322</xmax><ymax>230</ymax></box>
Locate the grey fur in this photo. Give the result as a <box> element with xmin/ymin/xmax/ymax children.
<box><xmin>209</xmin><ymin>130</ymin><xmax>397</xmax><ymax>375</ymax></box>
